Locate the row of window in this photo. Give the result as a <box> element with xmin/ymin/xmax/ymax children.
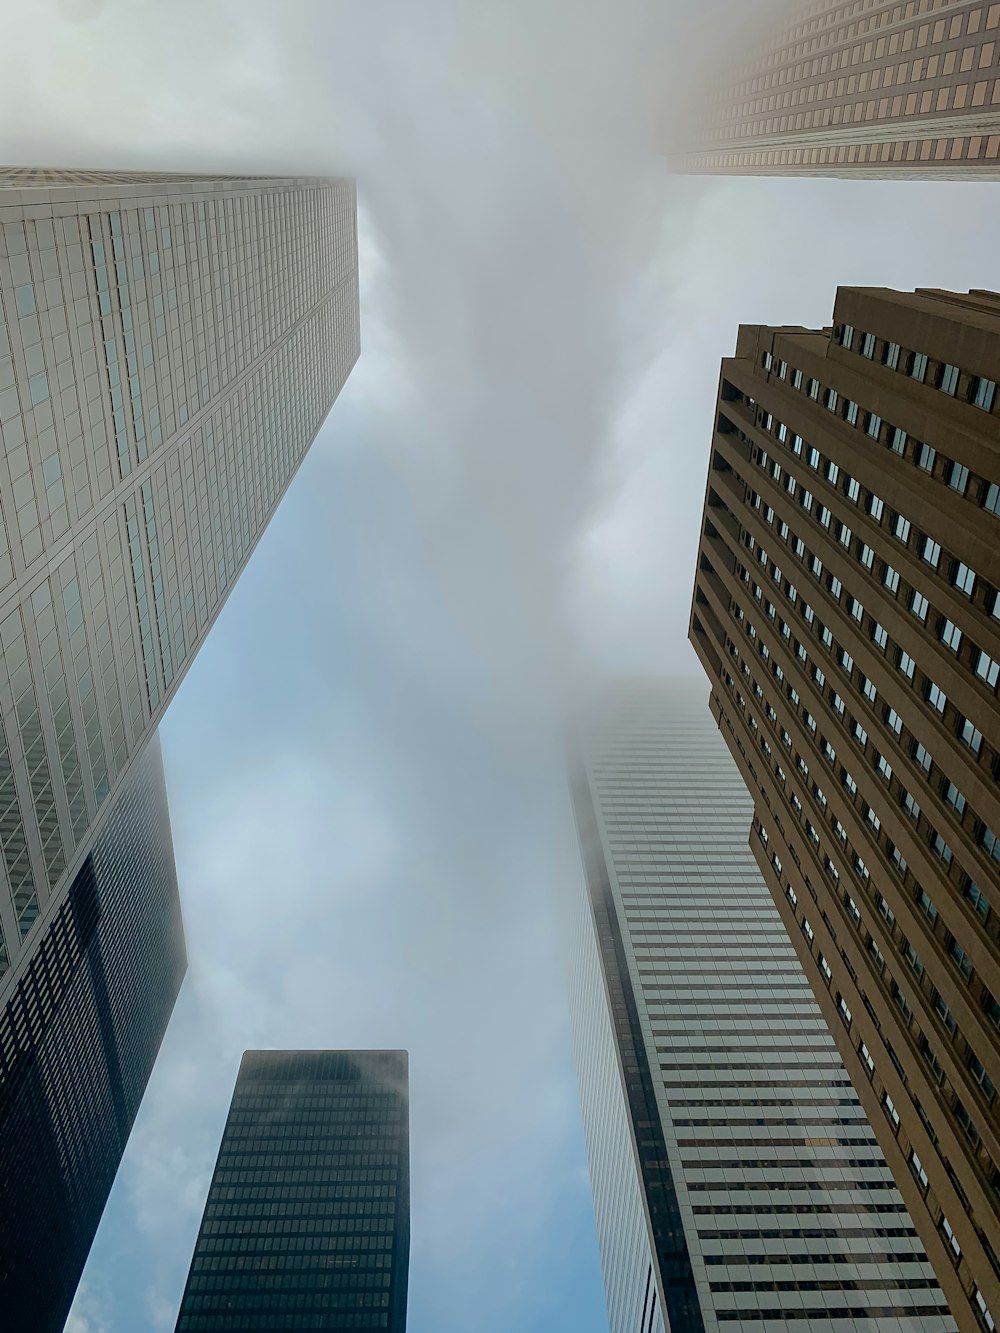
<box><xmin>753</xmin><ymin>796</ymin><xmax>997</xmax><ymax>1332</ymax></box>
<box><xmin>760</xmin><ymin>345</ymin><xmax>1000</xmax><ymax>527</ymax></box>
<box><xmin>719</xmin><ymin>635</ymin><xmax>998</xmax><ymax>1330</ymax></box>
<box><xmin>734</xmin><ymin>426</ymin><xmax>1000</xmax><ymax>900</ymax></box>
<box><xmin>836</xmin><ymin>320</ymin><xmax>998</xmax><ymax>418</ymax></box>
<box><xmin>726</xmin><ymin>621</ymin><xmax>999</xmax><ymax>1141</ymax></box>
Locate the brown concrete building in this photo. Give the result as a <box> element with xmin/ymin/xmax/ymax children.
<box><xmin>689</xmin><ymin>287</ymin><xmax>1000</xmax><ymax>1333</ymax></box>
<box><xmin>670</xmin><ymin>0</ymin><xmax>1000</xmax><ymax>177</ymax></box>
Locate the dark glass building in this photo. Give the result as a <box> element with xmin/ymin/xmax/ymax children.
<box><xmin>176</xmin><ymin>1049</ymin><xmax>410</xmax><ymax>1333</ymax></box>
<box><xmin>0</xmin><ymin>734</ymin><xmax>185</xmax><ymax>1331</ymax></box>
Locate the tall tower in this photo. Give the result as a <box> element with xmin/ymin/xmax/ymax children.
<box><xmin>689</xmin><ymin>287</ymin><xmax>1000</xmax><ymax>1333</ymax></box>
<box><xmin>0</xmin><ymin>735</ymin><xmax>185</xmax><ymax>1331</ymax></box>
<box><xmin>669</xmin><ymin>0</ymin><xmax>1000</xmax><ymax>178</ymax></box>
<box><xmin>0</xmin><ymin>167</ymin><xmax>359</xmax><ymax>992</ymax></box>
<box><xmin>175</xmin><ymin>1050</ymin><xmax>410</xmax><ymax>1333</ymax></box>
<box><xmin>568</xmin><ymin>679</ymin><xmax>955</xmax><ymax>1333</ymax></box>
<box><xmin>0</xmin><ymin>166</ymin><xmax>358</xmax><ymax>1325</ymax></box>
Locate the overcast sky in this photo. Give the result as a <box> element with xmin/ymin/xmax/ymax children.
<box><xmin>2</xmin><ymin>2</ymin><xmax>1000</xmax><ymax>1331</ymax></box>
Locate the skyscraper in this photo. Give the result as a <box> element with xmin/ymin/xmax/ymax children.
<box><xmin>689</xmin><ymin>287</ymin><xmax>1000</xmax><ymax>1333</ymax></box>
<box><xmin>0</xmin><ymin>734</ymin><xmax>185</xmax><ymax>1332</ymax></box>
<box><xmin>669</xmin><ymin>0</ymin><xmax>1000</xmax><ymax>178</ymax></box>
<box><xmin>0</xmin><ymin>167</ymin><xmax>359</xmax><ymax>987</ymax></box>
<box><xmin>567</xmin><ymin>679</ymin><xmax>954</xmax><ymax>1333</ymax></box>
<box><xmin>175</xmin><ymin>1049</ymin><xmax>410</xmax><ymax>1333</ymax></box>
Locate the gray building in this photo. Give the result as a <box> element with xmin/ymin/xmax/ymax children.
<box><xmin>0</xmin><ymin>735</ymin><xmax>185</xmax><ymax>1332</ymax></box>
<box><xmin>0</xmin><ymin>167</ymin><xmax>359</xmax><ymax>989</ymax></box>
<box><xmin>175</xmin><ymin>1049</ymin><xmax>410</xmax><ymax>1333</ymax></box>
<box><xmin>567</xmin><ymin>679</ymin><xmax>955</xmax><ymax>1333</ymax></box>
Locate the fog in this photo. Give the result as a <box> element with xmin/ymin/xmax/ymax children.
<box><xmin>3</xmin><ymin>2</ymin><xmax>998</xmax><ymax>1330</ymax></box>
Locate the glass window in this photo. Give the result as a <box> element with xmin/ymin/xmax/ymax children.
<box><xmin>839</xmin><ymin>324</ymin><xmax>855</xmax><ymax>348</ymax></box>
<box><xmin>893</xmin><ymin>513</ymin><xmax>911</xmax><ymax>542</ymax></box>
<box><xmin>983</xmin><ymin>482</ymin><xmax>1000</xmax><ymax>516</ymax></box>
<box><xmin>971</xmin><ymin>376</ymin><xmax>996</xmax><ymax>411</ymax></box>
<box><xmin>861</xmin><ymin>332</ymin><xmax>876</xmax><ymax>359</ymax></box>
<box><xmin>917</xmin><ymin>442</ymin><xmax>937</xmax><ymax>472</ymax></box>
<box><xmin>953</xmin><ymin>561</ymin><xmax>976</xmax><ymax>596</ymax></box>
<box><xmin>927</xmin><ymin>682</ymin><xmax>947</xmax><ymax>714</ymax></box>
<box><xmin>889</xmin><ymin>425</ymin><xmax>907</xmax><ymax>454</ymax></box>
<box><xmin>884</xmin><ymin>342</ymin><xmax>901</xmax><ymax>370</ymax></box>
<box><xmin>947</xmin><ymin>460</ymin><xmax>970</xmax><ymax>494</ymax></box>
<box><xmin>911</xmin><ymin>590</ymin><xmax>929</xmax><ymax>621</ymax></box>
<box><xmin>868</xmin><ymin>494</ymin><xmax>884</xmax><ymax>521</ymax></box>
<box><xmin>960</xmin><ymin>716</ymin><xmax>983</xmax><ymax>752</ymax></box>
<box><xmin>940</xmin><ymin>619</ymin><xmax>962</xmax><ymax>652</ymax></box>
<box><xmin>865</xmin><ymin>411</ymin><xmax>881</xmax><ymax>438</ymax></box>
<box><xmin>939</xmin><ymin>363</ymin><xmax>960</xmax><ymax>395</ymax></box>
<box><xmin>910</xmin><ymin>351</ymin><xmax>929</xmax><ymax>382</ymax></box>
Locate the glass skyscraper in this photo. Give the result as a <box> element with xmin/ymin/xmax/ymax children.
<box><xmin>567</xmin><ymin>679</ymin><xmax>955</xmax><ymax>1332</ymax></box>
<box><xmin>175</xmin><ymin>1049</ymin><xmax>410</xmax><ymax>1333</ymax></box>
<box><xmin>0</xmin><ymin>167</ymin><xmax>359</xmax><ymax>981</ymax></box>
<box><xmin>0</xmin><ymin>166</ymin><xmax>358</xmax><ymax>1323</ymax></box>
<box><xmin>0</xmin><ymin>735</ymin><xmax>185</xmax><ymax>1331</ymax></box>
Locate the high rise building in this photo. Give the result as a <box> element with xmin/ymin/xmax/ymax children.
<box><xmin>175</xmin><ymin>1049</ymin><xmax>410</xmax><ymax>1333</ymax></box>
<box><xmin>0</xmin><ymin>734</ymin><xmax>185</xmax><ymax>1332</ymax></box>
<box><xmin>689</xmin><ymin>286</ymin><xmax>1000</xmax><ymax>1333</ymax></box>
<box><xmin>567</xmin><ymin>678</ymin><xmax>954</xmax><ymax>1333</ymax></box>
<box><xmin>0</xmin><ymin>167</ymin><xmax>358</xmax><ymax>989</ymax></box>
<box><xmin>669</xmin><ymin>0</ymin><xmax>1000</xmax><ymax>178</ymax></box>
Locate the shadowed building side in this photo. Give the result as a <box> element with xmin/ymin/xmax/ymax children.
<box><xmin>0</xmin><ymin>735</ymin><xmax>185</xmax><ymax>1332</ymax></box>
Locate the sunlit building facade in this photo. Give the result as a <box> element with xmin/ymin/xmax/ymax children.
<box><xmin>568</xmin><ymin>680</ymin><xmax>954</xmax><ymax>1332</ymax></box>
<box><xmin>670</xmin><ymin>0</ymin><xmax>1000</xmax><ymax>177</ymax></box>
<box><xmin>689</xmin><ymin>287</ymin><xmax>1000</xmax><ymax>1332</ymax></box>
<box><xmin>175</xmin><ymin>1050</ymin><xmax>410</xmax><ymax>1333</ymax></box>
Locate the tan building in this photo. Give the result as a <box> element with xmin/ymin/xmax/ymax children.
<box><xmin>670</xmin><ymin>0</ymin><xmax>1000</xmax><ymax>177</ymax></box>
<box><xmin>689</xmin><ymin>287</ymin><xmax>1000</xmax><ymax>1333</ymax></box>
<box><xmin>0</xmin><ymin>168</ymin><xmax>358</xmax><ymax>992</ymax></box>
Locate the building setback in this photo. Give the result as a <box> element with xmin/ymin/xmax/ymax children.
<box><xmin>689</xmin><ymin>287</ymin><xmax>1000</xmax><ymax>1333</ymax></box>
<box><xmin>0</xmin><ymin>735</ymin><xmax>185</xmax><ymax>1332</ymax></box>
<box><xmin>567</xmin><ymin>679</ymin><xmax>953</xmax><ymax>1333</ymax></box>
<box><xmin>0</xmin><ymin>167</ymin><xmax>358</xmax><ymax>991</ymax></box>
<box><xmin>175</xmin><ymin>1050</ymin><xmax>410</xmax><ymax>1333</ymax></box>
<box><xmin>669</xmin><ymin>0</ymin><xmax>1000</xmax><ymax>178</ymax></box>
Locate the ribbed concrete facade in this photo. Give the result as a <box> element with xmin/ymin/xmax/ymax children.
<box><xmin>670</xmin><ymin>0</ymin><xmax>1000</xmax><ymax>178</ymax></box>
<box><xmin>690</xmin><ymin>287</ymin><xmax>1000</xmax><ymax>1333</ymax></box>
<box><xmin>568</xmin><ymin>680</ymin><xmax>952</xmax><ymax>1333</ymax></box>
<box><xmin>0</xmin><ymin>169</ymin><xmax>358</xmax><ymax>993</ymax></box>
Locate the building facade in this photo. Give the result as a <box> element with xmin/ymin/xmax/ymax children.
<box><xmin>175</xmin><ymin>1049</ymin><xmax>410</xmax><ymax>1333</ymax></box>
<box><xmin>567</xmin><ymin>679</ymin><xmax>954</xmax><ymax>1333</ymax></box>
<box><xmin>0</xmin><ymin>734</ymin><xmax>185</xmax><ymax>1332</ymax></box>
<box><xmin>0</xmin><ymin>167</ymin><xmax>359</xmax><ymax>992</ymax></box>
<box><xmin>670</xmin><ymin>0</ymin><xmax>1000</xmax><ymax>177</ymax></box>
<box><xmin>689</xmin><ymin>287</ymin><xmax>1000</xmax><ymax>1333</ymax></box>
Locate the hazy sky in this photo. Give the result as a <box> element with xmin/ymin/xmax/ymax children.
<box><xmin>2</xmin><ymin>2</ymin><xmax>999</xmax><ymax>1331</ymax></box>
